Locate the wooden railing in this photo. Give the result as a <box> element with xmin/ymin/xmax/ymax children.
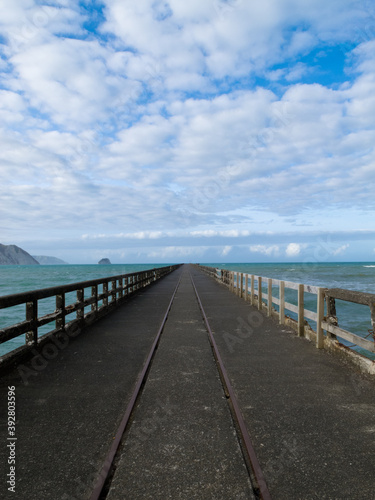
<box><xmin>0</xmin><ymin>265</ymin><xmax>181</xmax><ymax>367</ymax></box>
<box><xmin>199</xmin><ymin>267</ymin><xmax>375</xmax><ymax>354</ymax></box>
<box><xmin>196</xmin><ymin>264</ymin><xmax>218</xmax><ymax>280</ymax></box>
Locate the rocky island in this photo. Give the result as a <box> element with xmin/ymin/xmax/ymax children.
<box><xmin>98</xmin><ymin>258</ymin><xmax>112</xmax><ymax>265</ymax></box>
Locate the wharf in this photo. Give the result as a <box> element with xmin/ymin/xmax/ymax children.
<box><xmin>0</xmin><ymin>264</ymin><xmax>374</xmax><ymax>499</ymax></box>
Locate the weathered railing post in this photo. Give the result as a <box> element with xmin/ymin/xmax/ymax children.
<box><xmin>111</xmin><ymin>280</ymin><xmax>116</xmax><ymax>303</ymax></box>
<box><xmin>370</xmin><ymin>302</ymin><xmax>375</xmax><ymax>339</ymax></box>
<box><xmin>279</xmin><ymin>281</ymin><xmax>285</xmax><ymax>325</ymax></box>
<box><xmin>244</xmin><ymin>274</ymin><xmax>248</xmax><ymax>301</ymax></box>
<box><xmin>268</xmin><ymin>278</ymin><xmax>272</xmax><ymax>317</ymax></box>
<box><xmin>316</xmin><ymin>287</ymin><xmax>324</xmax><ymax>348</ymax></box>
<box><xmin>26</xmin><ymin>300</ymin><xmax>38</xmax><ymax>346</ymax></box>
<box><xmin>298</xmin><ymin>284</ymin><xmax>304</xmax><ymax>337</ymax></box>
<box><xmin>258</xmin><ymin>277</ymin><xmax>262</xmax><ymax>311</ymax></box>
<box><xmin>326</xmin><ymin>294</ymin><xmax>338</xmax><ymax>339</ymax></box>
<box><xmin>251</xmin><ymin>275</ymin><xmax>255</xmax><ymax>306</ymax></box>
<box><xmin>77</xmin><ymin>289</ymin><xmax>84</xmax><ymax>325</ymax></box>
<box><xmin>239</xmin><ymin>273</ymin><xmax>243</xmax><ymax>298</ymax></box>
<box><xmin>91</xmin><ymin>285</ymin><xmax>98</xmax><ymax>314</ymax></box>
<box><xmin>103</xmin><ymin>282</ymin><xmax>108</xmax><ymax>307</ymax></box>
<box><xmin>56</xmin><ymin>293</ymin><xmax>65</xmax><ymax>330</ymax></box>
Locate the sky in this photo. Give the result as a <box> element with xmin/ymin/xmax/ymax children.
<box><xmin>0</xmin><ymin>0</ymin><xmax>374</xmax><ymax>264</ymax></box>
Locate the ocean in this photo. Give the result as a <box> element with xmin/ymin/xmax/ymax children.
<box><xmin>1</xmin><ymin>262</ymin><xmax>375</xmax><ymax>360</ymax></box>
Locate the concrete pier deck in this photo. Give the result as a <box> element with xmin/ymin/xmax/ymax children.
<box><xmin>0</xmin><ymin>264</ymin><xmax>374</xmax><ymax>500</ymax></box>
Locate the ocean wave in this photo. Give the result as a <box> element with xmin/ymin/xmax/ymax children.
<box><xmin>363</xmin><ymin>265</ymin><xmax>375</xmax><ymax>268</ymax></box>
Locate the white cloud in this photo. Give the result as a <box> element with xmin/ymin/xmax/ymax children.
<box><xmin>285</xmin><ymin>63</ymin><xmax>313</xmax><ymax>82</ymax></box>
<box><xmin>146</xmin><ymin>246</ymin><xmax>207</xmax><ymax>260</ymax></box>
<box><xmin>250</xmin><ymin>245</ymin><xmax>280</xmax><ymax>256</ymax></box>
<box><xmin>101</xmin><ymin>0</ymin><xmax>365</xmax><ymax>86</ymax></box>
<box><xmin>9</xmin><ymin>38</ymin><xmax>135</xmax><ymax>128</ymax></box>
<box><xmin>190</xmin><ymin>230</ymin><xmax>251</xmax><ymax>238</ymax></box>
<box><xmin>0</xmin><ymin>89</ymin><xmax>25</xmax><ymax>112</ymax></box>
<box><xmin>286</xmin><ymin>243</ymin><xmax>302</xmax><ymax>257</ymax></box>
<box><xmin>332</xmin><ymin>244</ymin><xmax>350</xmax><ymax>256</ymax></box>
<box><xmin>82</xmin><ymin>231</ymin><xmax>165</xmax><ymax>240</ymax></box>
<box><xmin>221</xmin><ymin>245</ymin><xmax>232</xmax><ymax>256</ymax></box>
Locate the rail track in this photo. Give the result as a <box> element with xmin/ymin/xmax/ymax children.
<box><xmin>89</xmin><ymin>269</ymin><xmax>271</xmax><ymax>500</ymax></box>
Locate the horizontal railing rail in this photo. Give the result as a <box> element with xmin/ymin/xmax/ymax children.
<box><xmin>196</xmin><ymin>265</ymin><xmax>219</xmax><ymax>280</ymax></box>
<box><xmin>0</xmin><ymin>265</ymin><xmax>181</xmax><ymax>366</ymax></box>
<box><xmin>198</xmin><ymin>266</ymin><xmax>375</xmax><ymax>355</ymax></box>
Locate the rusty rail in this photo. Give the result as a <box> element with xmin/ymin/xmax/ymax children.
<box><xmin>89</xmin><ymin>274</ymin><xmax>182</xmax><ymax>500</ymax></box>
<box><xmin>190</xmin><ymin>271</ymin><xmax>272</xmax><ymax>499</ymax></box>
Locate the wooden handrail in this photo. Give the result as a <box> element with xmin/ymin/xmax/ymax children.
<box><xmin>198</xmin><ymin>265</ymin><xmax>375</xmax><ymax>355</ymax></box>
<box><xmin>0</xmin><ymin>265</ymin><xmax>181</xmax><ymax>363</ymax></box>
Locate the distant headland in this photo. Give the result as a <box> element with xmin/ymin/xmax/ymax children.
<box><xmin>0</xmin><ymin>244</ymin><xmax>39</xmax><ymax>265</ymax></box>
<box><xmin>0</xmin><ymin>244</ymin><xmax>68</xmax><ymax>265</ymax></box>
<box><xmin>32</xmin><ymin>255</ymin><xmax>68</xmax><ymax>265</ymax></box>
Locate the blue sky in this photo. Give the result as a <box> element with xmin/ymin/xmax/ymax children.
<box><xmin>0</xmin><ymin>0</ymin><xmax>374</xmax><ymax>264</ymax></box>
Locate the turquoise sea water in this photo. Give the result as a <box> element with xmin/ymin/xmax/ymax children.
<box><xmin>0</xmin><ymin>262</ymin><xmax>374</xmax><ymax>360</ymax></box>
